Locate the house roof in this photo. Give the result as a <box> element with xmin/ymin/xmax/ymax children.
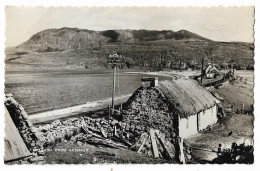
<box><xmin>157</xmin><ymin>79</ymin><xmax>216</xmax><ymax>118</ymax></box>
<box><xmin>205</xmin><ymin>65</ymin><xmax>220</xmax><ymax>74</ymax></box>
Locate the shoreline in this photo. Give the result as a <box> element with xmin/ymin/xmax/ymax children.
<box><xmin>28</xmin><ymin>94</ymin><xmax>131</xmax><ymax>124</ymax></box>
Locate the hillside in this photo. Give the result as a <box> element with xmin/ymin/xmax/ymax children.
<box><xmin>5</xmin><ymin>27</ymin><xmax>254</xmax><ymax>70</ymax></box>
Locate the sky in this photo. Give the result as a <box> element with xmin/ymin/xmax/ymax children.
<box><xmin>5</xmin><ymin>6</ymin><xmax>254</xmax><ymax>47</ymax></box>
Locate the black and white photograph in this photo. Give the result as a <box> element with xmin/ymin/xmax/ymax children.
<box><xmin>2</xmin><ymin>5</ymin><xmax>255</xmax><ymax>165</ymax></box>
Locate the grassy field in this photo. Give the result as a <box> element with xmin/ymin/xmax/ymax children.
<box><xmin>212</xmin><ymin>70</ymin><xmax>254</xmax><ymax>110</ymax></box>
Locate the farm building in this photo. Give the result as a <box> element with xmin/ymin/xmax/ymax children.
<box><xmin>123</xmin><ymin>77</ymin><xmax>218</xmax><ymax>139</ymax></box>
<box><xmin>204</xmin><ymin>63</ymin><xmax>220</xmax><ymax>79</ymax></box>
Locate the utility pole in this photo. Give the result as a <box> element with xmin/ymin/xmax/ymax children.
<box><xmin>112</xmin><ymin>66</ymin><xmax>116</xmax><ymax>113</ymax></box>
<box><xmin>201</xmin><ymin>57</ymin><xmax>204</xmax><ymax>84</ymax></box>
<box><xmin>200</xmin><ymin>49</ymin><xmax>207</xmax><ymax>84</ymax></box>
<box><xmin>232</xmin><ymin>63</ymin><xmax>235</xmax><ymax>77</ymax></box>
<box><xmin>108</xmin><ymin>53</ymin><xmax>123</xmax><ymax>116</ymax></box>
<box><xmin>230</xmin><ymin>59</ymin><xmax>235</xmax><ymax>77</ymax></box>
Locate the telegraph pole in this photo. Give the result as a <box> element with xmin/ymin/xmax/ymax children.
<box><xmin>201</xmin><ymin>57</ymin><xmax>204</xmax><ymax>84</ymax></box>
<box><xmin>108</xmin><ymin>53</ymin><xmax>123</xmax><ymax>116</ymax></box>
<box><xmin>112</xmin><ymin>66</ymin><xmax>116</xmax><ymax>113</ymax></box>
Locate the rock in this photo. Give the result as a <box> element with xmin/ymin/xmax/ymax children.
<box><xmin>135</xmin><ymin>125</ymin><xmax>141</xmax><ymax>131</ymax></box>
<box><xmin>26</xmin><ymin>120</ymin><xmax>34</xmax><ymax>128</ymax></box>
<box><xmin>36</xmin><ymin>161</ymin><xmax>46</xmax><ymax>164</ymax></box>
<box><xmin>96</xmin><ymin>122</ymin><xmax>101</xmax><ymax>127</ymax></box>
<box><xmin>31</xmin><ymin>141</ymin><xmax>36</xmax><ymax>147</ymax></box>
<box><xmin>62</xmin><ymin>120</ymin><xmax>68</xmax><ymax>125</ymax></box>
<box><xmin>37</xmin><ymin>150</ymin><xmax>45</xmax><ymax>156</ymax></box>
<box><xmin>125</xmin><ymin>124</ymin><xmax>130</xmax><ymax>131</ymax></box>
<box><xmin>34</xmin><ymin>132</ymin><xmax>43</xmax><ymax>139</ymax></box>
<box><xmin>21</xmin><ymin>111</ymin><xmax>28</xmax><ymax>119</ymax></box>
<box><xmin>5</xmin><ymin>94</ymin><xmax>13</xmax><ymax>98</ymax></box>
<box><xmin>121</xmin><ymin>122</ymin><xmax>127</xmax><ymax>128</ymax></box>
<box><xmin>20</xmin><ymin>160</ymin><xmax>29</xmax><ymax>164</ymax></box>
<box><xmin>71</xmin><ymin>118</ymin><xmax>78</xmax><ymax>122</ymax></box>
<box><xmin>52</xmin><ymin>120</ymin><xmax>61</xmax><ymax>127</ymax></box>
<box><xmin>30</xmin><ymin>127</ymin><xmax>38</xmax><ymax>133</ymax></box>
<box><xmin>130</xmin><ymin>126</ymin><xmax>135</xmax><ymax>132</ymax></box>
<box><xmin>28</xmin><ymin>156</ymin><xmax>44</xmax><ymax>163</ymax></box>
<box><xmin>76</xmin><ymin>141</ymin><xmax>83</xmax><ymax>146</ymax></box>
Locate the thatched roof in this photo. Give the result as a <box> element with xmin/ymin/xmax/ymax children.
<box><xmin>157</xmin><ymin>79</ymin><xmax>216</xmax><ymax>118</ymax></box>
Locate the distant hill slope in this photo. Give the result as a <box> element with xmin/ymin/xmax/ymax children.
<box><xmin>5</xmin><ymin>28</ymin><xmax>254</xmax><ymax>70</ymax></box>
<box><xmin>14</xmin><ymin>28</ymin><xmax>208</xmax><ymax>52</ymax></box>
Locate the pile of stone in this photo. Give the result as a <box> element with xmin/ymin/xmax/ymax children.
<box><xmin>36</xmin><ymin>116</ymin><xmax>137</xmax><ymax>148</ymax></box>
<box><xmin>36</xmin><ymin>110</ymin><xmax>177</xmax><ymax>161</ymax></box>
<box><xmin>36</xmin><ymin>114</ymin><xmax>176</xmax><ymax>161</ymax></box>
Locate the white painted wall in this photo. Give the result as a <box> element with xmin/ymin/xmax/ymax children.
<box><xmin>179</xmin><ymin>114</ymin><xmax>198</xmax><ymax>138</ymax></box>
<box><xmin>178</xmin><ymin>105</ymin><xmax>217</xmax><ymax>139</ymax></box>
<box><xmin>198</xmin><ymin>105</ymin><xmax>217</xmax><ymax>131</ymax></box>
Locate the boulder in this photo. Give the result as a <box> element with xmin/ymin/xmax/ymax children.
<box><xmin>28</xmin><ymin>156</ymin><xmax>45</xmax><ymax>163</ymax></box>
<box><xmin>52</xmin><ymin>120</ymin><xmax>61</xmax><ymax>127</ymax></box>
<box><xmin>30</xmin><ymin>127</ymin><xmax>38</xmax><ymax>133</ymax></box>
<box><xmin>21</xmin><ymin>111</ymin><xmax>29</xmax><ymax>119</ymax></box>
<box><xmin>37</xmin><ymin>150</ymin><xmax>45</xmax><ymax>156</ymax></box>
<box><xmin>26</xmin><ymin>120</ymin><xmax>34</xmax><ymax>128</ymax></box>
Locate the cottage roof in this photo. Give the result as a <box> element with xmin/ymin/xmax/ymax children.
<box><xmin>205</xmin><ymin>65</ymin><xmax>220</xmax><ymax>74</ymax></box>
<box><xmin>157</xmin><ymin>79</ymin><xmax>216</xmax><ymax>118</ymax></box>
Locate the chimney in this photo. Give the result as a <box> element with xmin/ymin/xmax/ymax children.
<box><xmin>141</xmin><ymin>77</ymin><xmax>158</xmax><ymax>88</ymax></box>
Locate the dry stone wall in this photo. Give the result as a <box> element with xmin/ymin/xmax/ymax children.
<box><xmin>4</xmin><ymin>94</ymin><xmax>45</xmax><ymax>163</ymax></box>
<box><xmin>122</xmin><ymin>87</ymin><xmax>178</xmax><ymax>141</ymax></box>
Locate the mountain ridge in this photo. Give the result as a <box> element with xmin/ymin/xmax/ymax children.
<box><xmin>5</xmin><ymin>27</ymin><xmax>254</xmax><ymax>70</ymax></box>
<box><xmin>16</xmin><ymin>27</ymin><xmax>210</xmax><ymax>51</ymax></box>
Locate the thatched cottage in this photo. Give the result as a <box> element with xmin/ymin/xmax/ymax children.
<box><xmin>124</xmin><ymin>77</ymin><xmax>218</xmax><ymax>139</ymax></box>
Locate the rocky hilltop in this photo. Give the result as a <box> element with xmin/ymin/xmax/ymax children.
<box><xmin>5</xmin><ymin>27</ymin><xmax>254</xmax><ymax>70</ymax></box>
<box><xmin>16</xmin><ymin>28</ymin><xmax>207</xmax><ymax>52</ymax></box>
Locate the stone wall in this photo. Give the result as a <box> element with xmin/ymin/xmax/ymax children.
<box><xmin>123</xmin><ymin>87</ymin><xmax>177</xmax><ymax>141</ymax></box>
<box><xmin>4</xmin><ymin>94</ymin><xmax>45</xmax><ymax>163</ymax></box>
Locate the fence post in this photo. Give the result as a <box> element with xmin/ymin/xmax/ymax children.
<box><xmin>217</xmin><ymin>144</ymin><xmax>222</xmax><ymax>157</ymax></box>
<box><xmin>178</xmin><ymin>137</ymin><xmax>186</xmax><ymax>164</ymax></box>
<box><xmin>108</xmin><ymin>105</ymin><xmax>111</xmax><ymax>120</ymax></box>
<box><xmin>241</xmin><ymin>103</ymin><xmax>244</xmax><ymax>114</ymax></box>
<box><xmin>231</xmin><ymin>104</ymin><xmax>234</xmax><ymax>114</ymax></box>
